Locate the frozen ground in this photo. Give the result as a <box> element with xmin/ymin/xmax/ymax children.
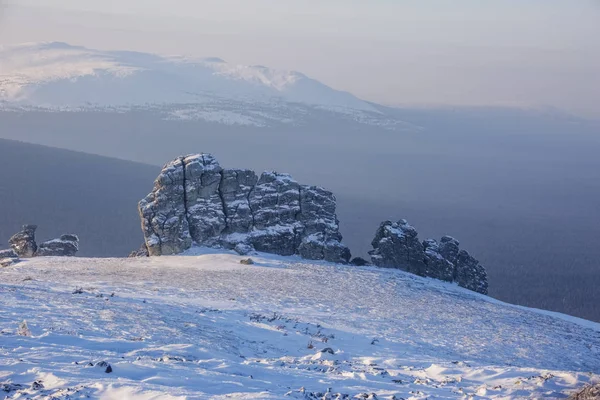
<box><xmin>1</xmin><ymin>248</ymin><xmax>599</xmax><ymax>399</ymax></box>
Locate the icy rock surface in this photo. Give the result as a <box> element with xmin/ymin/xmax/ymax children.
<box><xmin>370</xmin><ymin>220</ymin><xmax>488</xmax><ymax>294</ymax></box>
<box><xmin>139</xmin><ymin>154</ymin><xmax>350</xmax><ymax>263</ymax></box>
<box><xmin>8</xmin><ymin>224</ymin><xmax>38</xmax><ymax>257</ymax></box>
<box><xmin>36</xmin><ymin>234</ymin><xmax>79</xmax><ymax>257</ymax></box>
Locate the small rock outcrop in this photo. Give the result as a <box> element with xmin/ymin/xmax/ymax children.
<box><xmin>568</xmin><ymin>384</ymin><xmax>600</xmax><ymax>400</ymax></box>
<box><xmin>5</xmin><ymin>225</ymin><xmax>79</xmax><ymax>259</ymax></box>
<box><xmin>9</xmin><ymin>225</ymin><xmax>38</xmax><ymax>257</ymax></box>
<box><xmin>0</xmin><ymin>249</ymin><xmax>18</xmax><ymax>259</ymax></box>
<box><xmin>369</xmin><ymin>219</ymin><xmax>488</xmax><ymax>294</ymax></box>
<box><xmin>36</xmin><ymin>234</ymin><xmax>79</xmax><ymax>257</ymax></box>
<box><xmin>369</xmin><ymin>220</ymin><xmax>426</xmax><ymax>275</ymax></box>
<box><xmin>139</xmin><ymin>154</ymin><xmax>351</xmax><ymax>263</ymax></box>
<box><xmin>0</xmin><ymin>249</ymin><xmax>19</xmax><ymax>267</ymax></box>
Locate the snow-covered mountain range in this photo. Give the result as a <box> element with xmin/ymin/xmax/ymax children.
<box><xmin>0</xmin><ymin>248</ymin><xmax>598</xmax><ymax>399</ymax></box>
<box><xmin>0</xmin><ymin>42</ymin><xmax>412</xmax><ymax>128</ymax></box>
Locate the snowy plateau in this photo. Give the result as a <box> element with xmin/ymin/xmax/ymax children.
<box><xmin>1</xmin><ymin>248</ymin><xmax>599</xmax><ymax>399</ymax></box>
<box><xmin>0</xmin><ymin>42</ymin><xmax>415</xmax><ymax>130</ymax></box>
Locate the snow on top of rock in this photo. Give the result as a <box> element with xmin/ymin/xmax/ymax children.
<box><xmin>0</xmin><ymin>42</ymin><xmax>377</xmax><ymax>112</ymax></box>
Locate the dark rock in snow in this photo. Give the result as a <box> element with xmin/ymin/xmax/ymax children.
<box><xmin>0</xmin><ymin>249</ymin><xmax>18</xmax><ymax>258</ymax></box>
<box><xmin>454</xmin><ymin>249</ymin><xmax>488</xmax><ymax>294</ymax></box>
<box><xmin>129</xmin><ymin>244</ymin><xmax>150</xmax><ymax>257</ymax></box>
<box><xmin>0</xmin><ymin>257</ymin><xmax>19</xmax><ymax>267</ymax></box>
<box><xmin>9</xmin><ymin>224</ymin><xmax>38</xmax><ymax>257</ymax></box>
<box><xmin>138</xmin><ymin>154</ymin><xmax>350</xmax><ymax>263</ymax></box>
<box><xmin>0</xmin><ymin>249</ymin><xmax>19</xmax><ymax>267</ymax></box>
<box><xmin>36</xmin><ymin>234</ymin><xmax>79</xmax><ymax>256</ymax></box>
<box><xmin>369</xmin><ymin>219</ymin><xmax>488</xmax><ymax>294</ymax></box>
<box><xmin>568</xmin><ymin>383</ymin><xmax>600</xmax><ymax>400</ymax></box>
<box><xmin>31</xmin><ymin>381</ymin><xmax>44</xmax><ymax>390</ymax></box>
<box><xmin>422</xmin><ymin>239</ymin><xmax>454</xmax><ymax>282</ymax></box>
<box><xmin>240</xmin><ymin>258</ymin><xmax>255</xmax><ymax>265</ymax></box>
<box><xmin>350</xmin><ymin>257</ymin><xmax>370</xmax><ymax>266</ymax></box>
<box><xmin>368</xmin><ymin>220</ymin><xmax>426</xmax><ymax>275</ymax></box>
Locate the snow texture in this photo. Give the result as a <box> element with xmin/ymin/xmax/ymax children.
<box><xmin>0</xmin><ymin>249</ymin><xmax>598</xmax><ymax>399</ymax></box>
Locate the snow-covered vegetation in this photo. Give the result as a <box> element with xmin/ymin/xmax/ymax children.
<box><xmin>1</xmin><ymin>248</ymin><xmax>598</xmax><ymax>399</ymax></box>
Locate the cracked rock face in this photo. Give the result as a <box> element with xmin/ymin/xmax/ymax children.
<box><xmin>9</xmin><ymin>224</ymin><xmax>38</xmax><ymax>257</ymax></box>
<box><xmin>36</xmin><ymin>234</ymin><xmax>79</xmax><ymax>257</ymax></box>
<box><xmin>369</xmin><ymin>219</ymin><xmax>488</xmax><ymax>294</ymax></box>
<box><xmin>368</xmin><ymin>220</ymin><xmax>426</xmax><ymax>275</ymax></box>
<box><xmin>139</xmin><ymin>154</ymin><xmax>351</xmax><ymax>263</ymax></box>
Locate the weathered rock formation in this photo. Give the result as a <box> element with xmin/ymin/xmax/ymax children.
<box><xmin>8</xmin><ymin>225</ymin><xmax>38</xmax><ymax>257</ymax></box>
<box><xmin>6</xmin><ymin>225</ymin><xmax>79</xmax><ymax>258</ymax></box>
<box><xmin>369</xmin><ymin>219</ymin><xmax>488</xmax><ymax>294</ymax></box>
<box><xmin>139</xmin><ymin>154</ymin><xmax>350</xmax><ymax>263</ymax></box>
<box><xmin>36</xmin><ymin>234</ymin><xmax>79</xmax><ymax>257</ymax></box>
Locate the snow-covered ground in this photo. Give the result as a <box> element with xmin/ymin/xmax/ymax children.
<box><xmin>1</xmin><ymin>248</ymin><xmax>598</xmax><ymax>399</ymax></box>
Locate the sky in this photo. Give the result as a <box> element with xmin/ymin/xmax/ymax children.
<box><xmin>1</xmin><ymin>0</ymin><xmax>599</xmax><ymax>117</ymax></box>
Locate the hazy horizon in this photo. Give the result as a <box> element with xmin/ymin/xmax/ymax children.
<box><xmin>1</xmin><ymin>0</ymin><xmax>599</xmax><ymax>118</ymax></box>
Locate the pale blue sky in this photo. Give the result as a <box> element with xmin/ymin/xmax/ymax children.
<box><xmin>1</xmin><ymin>0</ymin><xmax>599</xmax><ymax>117</ymax></box>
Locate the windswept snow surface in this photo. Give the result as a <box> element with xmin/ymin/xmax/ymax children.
<box><xmin>1</xmin><ymin>249</ymin><xmax>598</xmax><ymax>399</ymax></box>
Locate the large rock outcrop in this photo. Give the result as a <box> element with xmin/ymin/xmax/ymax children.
<box><xmin>139</xmin><ymin>154</ymin><xmax>350</xmax><ymax>263</ymax></box>
<box><xmin>6</xmin><ymin>225</ymin><xmax>79</xmax><ymax>258</ymax></box>
<box><xmin>369</xmin><ymin>220</ymin><xmax>488</xmax><ymax>294</ymax></box>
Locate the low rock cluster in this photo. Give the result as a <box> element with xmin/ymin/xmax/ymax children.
<box><xmin>1</xmin><ymin>225</ymin><xmax>79</xmax><ymax>266</ymax></box>
<box><xmin>138</xmin><ymin>154</ymin><xmax>350</xmax><ymax>263</ymax></box>
<box><xmin>369</xmin><ymin>220</ymin><xmax>488</xmax><ymax>294</ymax></box>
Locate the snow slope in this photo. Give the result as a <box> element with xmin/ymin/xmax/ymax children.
<box><xmin>0</xmin><ymin>42</ymin><xmax>377</xmax><ymax>113</ymax></box>
<box><xmin>1</xmin><ymin>248</ymin><xmax>598</xmax><ymax>399</ymax></box>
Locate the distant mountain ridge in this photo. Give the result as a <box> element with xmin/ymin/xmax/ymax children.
<box><xmin>0</xmin><ymin>42</ymin><xmax>413</xmax><ymax>128</ymax></box>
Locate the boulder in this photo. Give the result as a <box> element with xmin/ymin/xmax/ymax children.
<box><xmin>138</xmin><ymin>154</ymin><xmax>350</xmax><ymax>263</ymax></box>
<box><xmin>0</xmin><ymin>257</ymin><xmax>19</xmax><ymax>267</ymax></box>
<box><xmin>368</xmin><ymin>220</ymin><xmax>426</xmax><ymax>275</ymax></box>
<box><xmin>36</xmin><ymin>234</ymin><xmax>79</xmax><ymax>257</ymax></box>
<box><xmin>350</xmin><ymin>257</ymin><xmax>370</xmax><ymax>266</ymax></box>
<box><xmin>369</xmin><ymin>219</ymin><xmax>488</xmax><ymax>294</ymax></box>
<box><xmin>9</xmin><ymin>225</ymin><xmax>38</xmax><ymax>257</ymax></box>
<box><xmin>0</xmin><ymin>249</ymin><xmax>18</xmax><ymax>259</ymax></box>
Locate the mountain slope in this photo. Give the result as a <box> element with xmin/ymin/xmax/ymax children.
<box><xmin>0</xmin><ymin>42</ymin><xmax>378</xmax><ymax>115</ymax></box>
<box><xmin>0</xmin><ymin>249</ymin><xmax>598</xmax><ymax>399</ymax></box>
<box><xmin>0</xmin><ymin>138</ymin><xmax>158</xmax><ymax>256</ymax></box>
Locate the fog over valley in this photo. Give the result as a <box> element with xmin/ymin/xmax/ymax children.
<box><xmin>1</xmin><ymin>106</ymin><xmax>599</xmax><ymax>321</ymax></box>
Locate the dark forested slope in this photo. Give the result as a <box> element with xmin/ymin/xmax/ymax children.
<box><xmin>0</xmin><ymin>139</ymin><xmax>158</xmax><ymax>256</ymax></box>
